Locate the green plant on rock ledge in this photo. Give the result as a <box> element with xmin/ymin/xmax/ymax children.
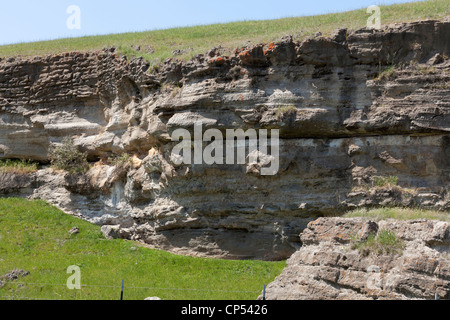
<box><xmin>373</xmin><ymin>175</ymin><xmax>398</xmax><ymax>188</ymax></box>
<box><xmin>0</xmin><ymin>159</ymin><xmax>39</xmax><ymax>174</ymax></box>
<box><xmin>344</xmin><ymin>207</ymin><xmax>450</xmax><ymax>221</ymax></box>
<box><xmin>275</xmin><ymin>105</ymin><xmax>297</xmax><ymax>119</ymax></box>
<box><xmin>351</xmin><ymin>229</ymin><xmax>404</xmax><ymax>257</ymax></box>
<box><xmin>108</xmin><ymin>153</ymin><xmax>132</xmax><ymax>167</ymax></box>
<box><xmin>49</xmin><ymin>137</ymin><xmax>89</xmax><ymax>174</ymax></box>
<box><xmin>375</xmin><ymin>64</ymin><xmax>397</xmax><ymax>81</ymax></box>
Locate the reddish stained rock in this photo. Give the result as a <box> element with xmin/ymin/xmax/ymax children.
<box><xmin>264</xmin><ymin>42</ymin><xmax>276</xmax><ymax>56</ymax></box>
<box><xmin>237</xmin><ymin>46</ymin><xmax>269</xmax><ymax>67</ymax></box>
<box><xmin>208</xmin><ymin>56</ymin><xmax>227</xmax><ymax>66</ymax></box>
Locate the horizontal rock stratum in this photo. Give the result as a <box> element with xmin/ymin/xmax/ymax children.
<box><xmin>0</xmin><ymin>17</ymin><xmax>449</xmax><ymax>260</ymax></box>
<box><xmin>261</xmin><ymin>217</ymin><xmax>450</xmax><ymax>300</ymax></box>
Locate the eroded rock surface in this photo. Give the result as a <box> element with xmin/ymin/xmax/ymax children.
<box><xmin>0</xmin><ymin>18</ymin><xmax>449</xmax><ymax>260</ymax></box>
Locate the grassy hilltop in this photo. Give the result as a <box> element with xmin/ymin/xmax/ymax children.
<box><xmin>0</xmin><ymin>0</ymin><xmax>448</xmax><ymax>67</ymax></box>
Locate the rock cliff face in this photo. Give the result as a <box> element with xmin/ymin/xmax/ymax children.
<box><xmin>261</xmin><ymin>217</ymin><xmax>450</xmax><ymax>300</ymax></box>
<box><xmin>0</xmin><ymin>18</ymin><xmax>449</xmax><ymax>260</ymax></box>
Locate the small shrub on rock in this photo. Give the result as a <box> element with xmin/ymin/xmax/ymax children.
<box><xmin>49</xmin><ymin>137</ymin><xmax>89</xmax><ymax>173</ymax></box>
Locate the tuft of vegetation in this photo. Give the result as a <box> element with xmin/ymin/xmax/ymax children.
<box><xmin>276</xmin><ymin>105</ymin><xmax>297</xmax><ymax>119</ymax></box>
<box><xmin>375</xmin><ymin>65</ymin><xmax>398</xmax><ymax>81</ymax></box>
<box><xmin>160</xmin><ymin>83</ymin><xmax>183</xmax><ymax>98</ymax></box>
<box><xmin>417</xmin><ymin>65</ymin><xmax>438</xmax><ymax>75</ymax></box>
<box><xmin>108</xmin><ymin>153</ymin><xmax>132</xmax><ymax>167</ymax></box>
<box><xmin>49</xmin><ymin>137</ymin><xmax>89</xmax><ymax>174</ymax></box>
<box><xmin>351</xmin><ymin>175</ymin><xmax>418</xmax><ymax>198</ymax></box>
<box><xmin>0</xmin><ymin>159</ymin><xmax>39</xmax><ymax>174</ymax></box>
<box><xmin>0</xmin><ymin>198</ymin><xmax>285</xmax><ymax>300</ymax></box>
<box><xmin>343</xmin><ymin>207</ymin><xmax>450</xmax><ymax>221</ymax></box>
<box><xmin>373</xmin><ymin>175</ymin><xmax>398</xmax><ymax>188</ymax></box>
<box><xmin>0</xmin><ymin>0</ymin><xmax>448</xmax><ymax>68</ymax></box>
<box><xmin>351</xmin><ymin>229</ymin><xmax>405</xmax><ymax>257</ymax></box>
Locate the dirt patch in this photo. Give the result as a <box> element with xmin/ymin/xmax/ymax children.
<box><xmin>0</xmin><ymin>269</ymin><xmax>30</xmax><ymax>288</ymax></box>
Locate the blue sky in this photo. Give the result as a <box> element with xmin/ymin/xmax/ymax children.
<box><xmin>0</xmin><ymin>0</ymin><xmax>417</xmax><ymax>45</ymax></box>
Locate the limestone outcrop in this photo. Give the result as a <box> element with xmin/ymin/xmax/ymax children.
<box><xmin>261</xmin><ymin>217</ymin><xmax>450</xmax><ymax>300</ymax></box>
<box><xmin>0</xmin><ymin>18</ymin><xmax>449</xmax><ymax>260</ymax></box>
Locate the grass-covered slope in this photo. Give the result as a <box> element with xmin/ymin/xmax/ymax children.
<box><xmin>0</xmin><ymin>198</ymin><xmax>285</xmax><ymax>300</ymax></box>
<box><xmin>0</xmin><ymin>0</ymin><xmax>448</xmax><ymax>67</ymax></box>
<box><xmin>343</xmin><ymin>207</ymin><xmax>450</xmax><ymax>221</ymax></box>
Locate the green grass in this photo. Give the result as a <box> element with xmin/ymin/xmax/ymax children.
<box><xmin>0</xmin><ymin>0</ymin><xmax>448</xmax><ymax>67</ymax></box>
<box><xmin>351</xmin><ymin>229</ymin><xmax>405</xmax><ymax>257</ymax></box>
<box><xmin>0</xmin><ymin>198</ymin><xmax>285</xmax><ymax>300</ymax></box>
<box><xmin>375</xmin><ymin>65</ymin><xmax>398</xmax><ymax>81</ymax></box>
<box><xmin>0</xmin><ymin>159</ymin><xmax>39</xmax><ymax>174</ymax></box>
<box><xmin>343</xmin><ymin>207</ymin><xmax>450</xmax><ymax>221</ymax></box>
<box><xmin>373</xmin><ymin>175</ymin><xmax>399</xmax><ymax>187</ymax></box>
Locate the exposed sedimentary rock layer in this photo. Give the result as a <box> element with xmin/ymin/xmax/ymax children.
<box><xmin>261</xmin><ymin>217</ymin><xmax>450</xmax><ymax>300</ymax></box>
<box><xmin>0</xmin><ymin>18</ymin><xmax>449</xmax><ymax>260</ymax></box>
